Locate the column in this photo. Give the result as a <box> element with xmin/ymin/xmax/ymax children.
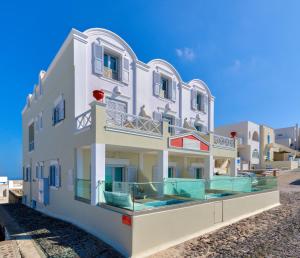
<box><xmin>229</xmin><ymin>158</ymin><xmax>238</xmax><ymax>177</ymax></box>
<box><xmin>91</xmin><ymin>143</ymin><xmax>105</xmax><ymax>205</ymax></box>
<box><xmin>158</xmin><ymin>150</ymin><xmax>168</xmax><ymax>181</ymax></box>
<box><xmin>204</xmin><ymin>155</ymin><xmax>214</xmax><ymax>179</ymax></box>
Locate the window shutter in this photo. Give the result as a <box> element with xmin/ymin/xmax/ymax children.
<box><xmin>92</xmin><ymin>42</ymin><xmax>103</xmax><ymax>75</ymax></box>
<box><xmin>153</xmin><ymin>71</ymin><xmax>160</xmax><ymax>96</ymax></box>
<box><xmin>122</xmin><ymin>57</ymin><xmax>130</xmax><ymax>84</ymax></box>
<box><xmin>40</xmin><ymin>165</ymin><xmax>44</xmax><ymax>179</ymax></box>
<box><xmin>191</xmin><ymin>89</ymin><xmax>197</xmax><ymax>110</ymax></box>
<box><xmin>153</xmin><ymin>111</ymin><xmax>162</xmax><ymax>121</ymax></box>
<box><xmin>52</xmin><ymin>108</ymin><xmax>55</xmax><ymax>125</ymax></box>
<box><xmin>204</xmin><ymin>95</ymin><xmax>208</xmax><ymax>113</ymax></box>
<box><xmin>36</xmin><ymin>165</ymin><xmax>39</xmax><ymax>178</ymax></box>
<box><xmin>59</xmin><ymin>100</ymin><xmax>65</xmax><ymax>120</ymax></box>
<box><xmin>171</xmin><ymin>80</ymin><xmax>177</xmax><ymax>101</ymax></box>
<box><xmin>126</xmin><ymin>166</ymin><xmax>137</xmax><ymax>182</ymax></box>
<box><xmin>55</xmin><ymin>165</ymin><xmax>61</xmax><ymax>188</ymax></box>
<box><xmin>188</xmin><ymin>167</ymin><xmax>195</xmax><ymax>178</ymax></box>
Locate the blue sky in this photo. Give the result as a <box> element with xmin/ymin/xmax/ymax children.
<box><xmin>1</xmin><ymin>1</ymin><xmax>299</xmax><ymax>179</ymax></box>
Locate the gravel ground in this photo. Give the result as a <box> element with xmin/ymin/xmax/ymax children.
<box><xmin>152</xmin><ymin>171</ymin><xmax>300</xmax><ymax>258</ymax></box>
<box><xmin>2</xmin><ymin>204</ymin><xmax>123</xmax><ymax>258</ymax></box>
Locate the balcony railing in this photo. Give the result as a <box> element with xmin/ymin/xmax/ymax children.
<box><xmin>213</xmin><ymin>134</ymin><xmax>235</xmax><ymax>149</ymax></box>
<box><xmin>76</xmin><ymin>110</ymin><xmax>92</xmax><ymax>131</ymax></box>
<box><xmin>168</xmin><ymin>125</ymin><xmax>208</xmax><ymax>137</ymax></box>
<box><xmin>106</xmin><ymin>109</ymin><xmax>162</xmax><ymax>136</ymax></box>
<box><xmin>75</xmin><ymin>178</ymin><xmax>91</xmax><ymax>202</ymax></box>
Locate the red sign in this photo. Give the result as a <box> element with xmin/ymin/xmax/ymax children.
<box><xmin>169</xmin><ymin>134</ymin><xmax>209</xmax><ymax>152</ymax></box>
<box><xmin>122</xmin><ymin>215</ymin><xmax>132</xmax><ymax>226</ymax></box>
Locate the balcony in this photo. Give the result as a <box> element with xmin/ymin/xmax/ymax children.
<box><xmin>105</xmin><ymin>109</ymin><xmax>162</xmax><ymax>137</ymax></box>
<box><xmin>213</xmin><ymin>134</ymin><xmax>235</xmax><ymax>149</ymax></box>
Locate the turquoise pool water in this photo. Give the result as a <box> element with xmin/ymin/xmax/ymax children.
<box><xmin>144</xmin><ymin>199</ymin><xmax>188</xmax><ymax>207</ymax></box>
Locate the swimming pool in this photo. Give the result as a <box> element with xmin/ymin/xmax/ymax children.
<box><xmin>205</xmin><ymin>192</ymin><xmax>234</xmax><ymax>199</ymax></box>
<box><xmin>144</xmin><ymin>199</ymin><xmax>188</xmax><ymax>207</ymax></box>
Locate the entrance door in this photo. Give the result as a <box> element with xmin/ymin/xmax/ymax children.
<box><xmin>105</xmin><ymin>166</ymin><xmax>125</xmax><ymax>192</ymax></box>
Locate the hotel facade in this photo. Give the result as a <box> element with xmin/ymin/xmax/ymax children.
<box><xmin>22</xmin><ymin>28</ymin><xmax>279</xmax><ymax>257</ymax></box>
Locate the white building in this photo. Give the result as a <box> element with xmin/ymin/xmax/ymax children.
<box><xmin>275</xmin><ymin>124</ymin><xmax>300</xmax><ymax>150</ymax></box>
<box><xmin>21</xmin><ymin>28</ymin><xmax>279</xmax><ymax>257</ymax></box>
<box><xmin>216</xmin><ymin>121</ymin><xmax>260</xmax><ymax>170</ymax></box>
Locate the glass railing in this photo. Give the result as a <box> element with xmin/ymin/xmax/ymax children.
<box><xmin>98</xmin><ymin>176</ymin><xmax>278</xmax><ymax>211</ymax></box>
<box><xmin>98</xmin><ymin>179</ymin><xmax>206</xmax><ymax>211</ymax></box>
<box><xmin>75</xmin><ymin>179</ymin><xmax>91</xmax><ymax>201</ymax></box>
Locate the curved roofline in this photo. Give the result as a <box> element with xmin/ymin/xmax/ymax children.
<box><xmin>147</xmin><ymin>59</ymin><xmax>182</xmax><ymax>82</ymax></box>
<box><xmin>188</xmin><ymin>79</ymin><xmax>213</xmax><ymax>98</ymax></box>
<box><xmin>83</xmin><ymin>28</ymin><xmax>138</xmax><ymax>61</ymax></box>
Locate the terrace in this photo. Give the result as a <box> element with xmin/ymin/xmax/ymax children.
<box><xmin>74</xmin><ymin>176</ymin><xmax>278</xmax><ymax>212</ymax></box>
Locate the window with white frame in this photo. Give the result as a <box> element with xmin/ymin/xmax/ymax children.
<box><xmin>52</xmin><ymin>97</ymin><xmax>65</xmax><ymax>126</ymax></box>
<box><xmin>23</xmin><ymin>166</ymin><xmax>31</xmax><ymax>182</ymax></box>
<box><xmin>36</xmin><ymin>162</ymin><xmax>44</xmax><ymax>179</ymax></box>
<box><xmin>104</xmin><ymin>52</ymin><xmax>119</xmax><ymax>81</ymax></box>
<box><xmin>28</xmin><ymin>122</ymin><xmax>34</xmax><ymax>151</ymax></box>
<box><xmin>49</xmin><ymin>163</ymin><xmax>61</xmax><ymax>188</ymax></box>
<box><xmin>191</xmin><ymin>89</ymin><xmax>208</xmax><ymax>113</ymax></box>
<box><xmin>160</xmin><ymin>76</ymin><xmax>170</xmax><ymax>99</ymax></box>
<box><xmin>194</xmin><ymin>167</ymin><xmax>204</xmax><ymax>179</ymax></box>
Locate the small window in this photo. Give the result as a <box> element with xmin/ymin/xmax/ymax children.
<box><xmin>195</xmin><ymin>167</ymin><xmax>203</xmax><ymax>179</ymax></box>
<box><xmin>36</xmin><ymin>163</ymin><xmax>44</xmax><ymax>179</ymax></box>
<box><xmin>163</xmin><ymin>114</ymin><xmax>174</xmax><ymax>133</ymax></box>
<box><xmin>104</xmin><ymin>53</ymin><xmax>119</xmax><ymax>81</ymax></box>
<box><xmin>28</xmin><ymin>123</ymin><xmax>34</xmax><ymax>151</ymax></box>
<box><xmin>196</xmin><ymin>92</ymin><xmax>202</xmax><ymax>111</ymax></box>
<box><xmin>23</xmin><ymin>167</ymin><xmax>31</xmax><ymax>181</ymax></box>
<box><xmin>53</xmin><ymin>99</ymin><xmax>65</xmax><ymax>126</ymax></box>
<box><xmin>160</xmin><ymin>77</ymin><xmax>170</xmax><ymax>99</ymax></box>
<box><xmin>168</xmin><ymin>167</ymin><xmax>175</xmax><ymax>178</ymax></box>
<box><xmin>49</xmin><ymin>164</ymin><xmax>60</xmax><ymax>188</ymax></box>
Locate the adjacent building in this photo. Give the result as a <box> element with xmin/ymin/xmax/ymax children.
<box><xmin>216</xmin><ymin>121</ymin><xmax>300</xmax><ymax>171</ymax></box>
<box><xmin>22</xmin><ymin>28</ymin><xmax>279</xmax><ymax>257</ymax></box>
<box><xmin>275</xmin><ymin>124</ymin><xmax>300</xmax><ymax>150</ymax></box>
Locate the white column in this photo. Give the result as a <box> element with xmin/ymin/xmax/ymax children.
<box><xmin>229</xmin><ymin>158</ymin><xmax>238</xmax><ymax>177</ymax></box>
<box><xmin>91</xmin><ymin>143</ymin><xmax>105</xmax><ymax>205</ymax></box>
<box><xmin>158</xmin><ymin>150</ymin><xmax>168</xmax><ymax>181</ymax></box>
<box><xmin>204</xmin><ymin>155</ymin><xmax>214</xmax><ymax>179</ymax></box>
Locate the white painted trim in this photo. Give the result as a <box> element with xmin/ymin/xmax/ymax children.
<box><xmin>106</xmin><ymin>158</ymin><xmax>129</xmax><ymax>166</ymax></box>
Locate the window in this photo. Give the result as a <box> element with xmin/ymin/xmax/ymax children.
<box><xmin>160</xmin><ymin>77</ymin><xmax>170</xmax><ymax>99</ymax></box>
<box><xmin>52</xmin><ymin>99</ymin><xmax>65</xmax><ymax>126</ymax></box>
<box><xmin>252</xmin><ymin>131</ymin><xmax>259</xmax><ymax>141</ymax></box>
<box><xmin>252</xmin><ymin>149</ymin><xmax>259</xmax><ymax>158</ymax></box>
<box><xmin>104</xmin><ymin>53</ymin><xmax>119</xmax><ymax>81</ymax></box>
<box><xmin>49</xmin><ymin>164</ymin><xmax>61</xmax><ymax>188</ymax></box>
<box><xmin>267</xmin><ymin>134</ymin><xmax>271</xmax><ymax>144</ymax></box>
<box><xmin>168</xmin><ymin>167</ymin><xmax>175</xmax><ymax>178</ymax></box>
<box><xmin>23</xmin><ymin>167</ymin><xmax>31</xmax><ymax>182</ymax></box>
<box><xmin>195</xmin><ymin>167</ymin><xmax>204</xmax><ymax>179</ymax></box>
<box><xmin>196</xmin><ymin>92</ymin><xmax>202</xmax><ymax>111</ymax></box>
<box><xmin>28</xmin><ymin>123</ymin><xmax>34</xmax><ymax>151</ymax></box>
<box><xmin>163</xmin><ymin>114</ymin><xmax>174</xmax><ymax>133</ymax></box>
<box><xmin>36</xmin><ymin>163</ymin><xmax>44</xmax><ymax>179</ymax></box>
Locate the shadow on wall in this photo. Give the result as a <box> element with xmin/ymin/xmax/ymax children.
<box><xmin>2</xmin><ymin>204</ymin><xmax>123</xmax><ymax>257</ymax></box>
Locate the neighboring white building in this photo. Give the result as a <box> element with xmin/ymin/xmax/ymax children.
<box><xmin>275</xmin><ymin>124</ymin><xmax>300</xmax><ymax>150</ymax></box>
<box><xmin>21</xmin><ymin>28</ymin><xmax>280</xmax><ymax>257</ymax></box>
<box><xmin>215</xmin><ymin>121</ymin><xmax>260</xmax><ymax>170</ymax></box>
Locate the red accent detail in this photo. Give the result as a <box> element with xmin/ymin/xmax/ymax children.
<box><xmin>169</xmin><ymin>134</ymin><xmax>209</xmax><ymax>151</ymax></box>
<box><xmin>230</xmin><ymin>131</ymin><xmax>237</xmax><ymax>138</ymax></box>
<box><xmin>93</xmin><ymin>90</ymin><xmax>105</xmax><ymax>101</ymax></box>
<box><xmin>122</xmin><ymin>215</ymin><xmax>132</xmax><ymax>226</ymax></box>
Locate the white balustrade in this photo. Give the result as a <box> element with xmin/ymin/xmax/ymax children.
<box><xmin>213</xmin><ymin>134</ymin><xmax>235</xmax><ymax>149</ymax></box>
<box><xmin>76</xmin><ymin>110</ymin><xmax>92</xmax><ymax>130</ymax></box>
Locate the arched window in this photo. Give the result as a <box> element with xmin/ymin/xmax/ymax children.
<box><xmin>252</xmin><ymin>131</ymin><xmax>259</xmax><ymax>141</ymax></box>
<box><xmin>252</xmin><ymin>149</ymin><xmax>259</xmax><ymax>158</ymax></box>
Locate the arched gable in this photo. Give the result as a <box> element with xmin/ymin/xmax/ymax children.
<box><xmin>188</xmin><ymin>79</ymin><xmax>213</xmax><ymax>98</ymax></box>
<box><xmin>84</xmin><ymin>28</ymin><xmax>138</xmax><ymax>61</ymax></box>
<box><xmin>148</xmin><ymin>59</ymin><xmax>182</xmax><ymax>83</ymax></box>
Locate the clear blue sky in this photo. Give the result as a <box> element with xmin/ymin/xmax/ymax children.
<box><xmin>1</xmin><ymin>1</ymin><xmax>299</xmax><ymax>179</ymax></box>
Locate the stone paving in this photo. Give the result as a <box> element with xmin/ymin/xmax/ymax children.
<box><xmin>0</xmin><ymin>240</ymin><xmax>20</xmax><ymax>258</ymax></box>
